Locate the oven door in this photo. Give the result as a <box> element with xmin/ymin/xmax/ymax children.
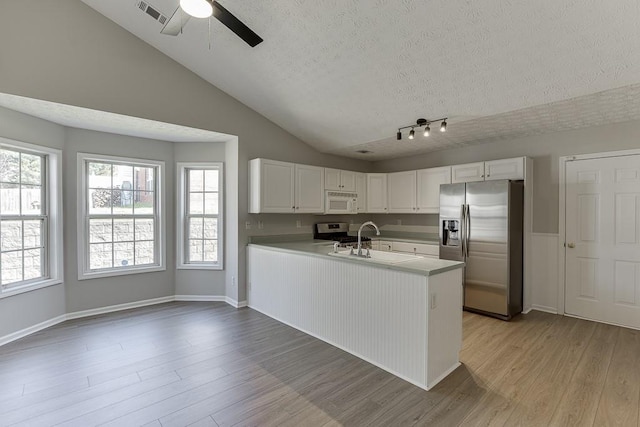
<box><xmin>325</xmin><ymin>192</ymin><xmax>358</xmax><ymax>214</ymax></box>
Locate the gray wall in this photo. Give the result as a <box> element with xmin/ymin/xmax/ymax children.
<box><xmin>63</xmin><ymin>128</ymin><xmax>176</xmax><ymax>312</ymax></box>
<box><xmin>372</xmin><ymin>119</ymin><xmax>640</xmax><ymax>233</ymax></box>
<box><xmin>0</xmin><ymin>107</ymin><xmax>67</xmax><ymax>337</ymax></box>
<box><xmin>173</xmin><ymin>142</ymin><xmax>227</xmax><ymax>297</ymax></box>
<box><xmin>0</xmin><ymin>0</ymin><xmax>371</xmax><ymax>304</ymax></box>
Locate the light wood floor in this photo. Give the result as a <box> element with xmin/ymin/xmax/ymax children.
<box><xmin>0</xmin><ymin>302</ymin><xmax>638</xmax><ymax>427</ymax></box>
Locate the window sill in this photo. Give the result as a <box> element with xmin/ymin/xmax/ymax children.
<box><xmin>78</xmin><ymin>265</ymin><xmax>167</xmax><ymax>281</ymax></box>
<box><xmin>176</xmin><ymin>263</ymin><xmax>223</xmax><ymax>271</ymax></box>
<box><xmin>0</xmin><ymin>278</ymin><xmax>64</xmax><ymax>300</ymax></box>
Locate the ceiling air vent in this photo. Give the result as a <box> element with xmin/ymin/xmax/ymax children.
<box><xmin>136</xmin><ymin>1</ymin><xmax>167</xmax><ymax>25</ymax></box>
<box><xmin>356</xmin><ymin>150</ymin><xmax>372</xmax><ymax>154</ymax></box>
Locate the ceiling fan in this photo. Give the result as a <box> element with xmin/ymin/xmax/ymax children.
<box><xmin>161</xmin><ymin>0</ymin><xmax>263</xmax><ymax>47</ymax></box>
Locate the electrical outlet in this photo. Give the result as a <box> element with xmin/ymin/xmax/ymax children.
<box><xmin>397</xmin><ymin>219</ymin><xmax>402</xmax><ymax>225</ymax></box>
<box><xmin>258</xmin><ymin>221</ymin><xmax>264</xmax><ymax>229</ymax></box>
<box><xmin>430</xmin><ymin>293</ymin><xmax>437</xmax><ymax>309</ymax></box>
<box><xmin>296</xmin><ymin>220</ymin><xmax>302</xmax><ymax>228</ymax></box>
<box><xmin>245</xmin><ymin>221</ymin><xmax>251</xmax><ymax>229</ymax></box>
<box><xmin>232</xmin><ymin>276</ymin><xmax>236</xmax><ymax>288</ymax></box>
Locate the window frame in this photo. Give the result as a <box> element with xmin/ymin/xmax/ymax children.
<box><xmin>176</xmin><ymin>162</ymin><xmax>224</xmax><ymax>270</ymax></box>
<box><xmin>77</xmin><ymin>153</ymin><xmax>166</xmax><ymax>280</ymax></box>
<box><xmin>0</xmin><ymin>137</ymin><xmax>63</xmax><ymax>298</ymax></box>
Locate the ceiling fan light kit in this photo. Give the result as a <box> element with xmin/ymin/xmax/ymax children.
<box><xmin>397</xmin><ymin>118</ymin><xmax>447</xmax><ymax>141</ymax></box>
<box><xmin>180</xmin><ymin>0</ymin><xmax>213</xmax><ymax>18</ymax></box>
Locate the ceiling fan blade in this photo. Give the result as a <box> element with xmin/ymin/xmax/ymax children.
<box><xmin>212</xmin><ymin>1</ymin><xmax>263</xmax><ymax>47</ymax></box>
<box><xmin>161</xmin><ymin>6</ymin><xmax>191</xmax><ymax>36</ymax></box>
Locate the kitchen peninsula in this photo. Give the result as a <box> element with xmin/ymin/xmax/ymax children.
<box><xmin>247</xmin><ymin>239</ymin><xmax>464</xmax><ymax>390</ymax></box>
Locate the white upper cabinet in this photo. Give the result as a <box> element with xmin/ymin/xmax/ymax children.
<box><xmin>388</xmin><ymin>171</ymin><xmax>417</xmax><ymax>213</ymax></box>
<box><xmin>355</xmin><ymin>172</ymin><xmax>367</xmax><ymax>213</ymax></box>
<box><xmin>452</xmin><ymin>158</ymin><xmax>525</xmax><ymax>183</ymax></box>
<box><xmin>249</xmin><ymin>159</ymin><xmax>295</xmax><ymax>213</ymax></box>
<box><xmin>249</xmin><ymin>159</ymin><xmax>324</xmax><ymax>213</ymax></box>
<box><xmin>484</xmin><ymin>157</ymin><xmax>524</xmax><ymax>181</ymax></box>
<box><xmin>416</xmin><ymin>166</ymin><xmax>451</xmax><ymax>213</ymax></box>
<box><xmin>451</xmin><ymin>162</ymin><xmax>485</xmax><ymax>183</ymax></box>
<box><xmin>325</xmin><ymin>168</ymin><xmax>357</xmax><ymax>191</ymax></box>
<box><xmin>366</xmin><ymin>173</ymin><xmax>388</xmax><ymax>213</ymax></box>
<box><xmin>295</xmin><ymin>164</ymin><xmax>325</xmax><ymax>213</ymax></box>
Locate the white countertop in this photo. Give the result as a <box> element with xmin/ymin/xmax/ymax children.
<box><xmin>248</xmin><ymin>240</ymin><xmax>464</xmax><ymax>277</ymax></box>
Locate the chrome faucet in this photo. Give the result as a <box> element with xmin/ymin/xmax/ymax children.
<box><xmin>357</xmin><ymin>221</ymin><xmax>380</xmax><ymax>256</ymax></box>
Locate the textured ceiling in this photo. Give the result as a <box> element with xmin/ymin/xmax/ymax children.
<box><xmin>0</xmin><ymin>93</ymin><xmax>230</xmax><ymax>143</ymax></box>
<box><xmin>81</xmin><ymin>0</ymin><xmax>640</xmax><ymax>159</ymax></box>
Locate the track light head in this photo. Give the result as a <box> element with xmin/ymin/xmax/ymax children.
<box><xmin>408</xmin><ymin>128</ymin><xmax>415</xmax><ymax>140</ymax></box>
<box><xmin>424</xmin><ymin>125</ymin><xmax>430</xmax><ymax>137</ymax></box>
<box><xmin>397</xmin><ymin>130</ymin><xmax>402</xmax><ymax>140</ymax></box>
<box><xmin>440</xmin><ymin>120</ymin><xmax>447</xmax><ymax>132</ymax></box>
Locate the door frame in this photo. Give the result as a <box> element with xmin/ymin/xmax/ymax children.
<box><xmin>558</xmin><ymin>148</ymin><xmax>640</xmax><ymax>316</ymax></box>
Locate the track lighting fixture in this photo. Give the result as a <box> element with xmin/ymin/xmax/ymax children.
<box><xmin>396</xmin><ymin>117</ymin><xmax>448</xmax><ymax>141</ymax></box>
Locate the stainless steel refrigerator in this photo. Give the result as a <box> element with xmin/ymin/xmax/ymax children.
<box><xmin>439</xmin><ymin>180</ymin><xmax>523</xmax><ymax>320</ymax></box>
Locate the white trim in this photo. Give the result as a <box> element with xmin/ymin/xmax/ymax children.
<box><xmin>558</xmin><ymin>148</ymin><xmax>640</xmax><ymax>317</ymax></box>
<box><xmin>564</xmin><ymin>313</ymin><xmax>640</xmax><ymax>331</ymax></box>
<box><xmin>76</xmin><ymin>153</ymin><xmax>166</xmax><ymax>281</ymax></box>
<box><xmin>0</xmin><ymin>294</ymin><xmax>244</xmax><ymax>347</ymax></box>
<box><xmin>176</xmin><ymin>162</ymin><xmax>224</xmax><ymax>270</ymax></box>
<box><xmin>531</xmin><ymin>305</ymin><xmax>558</xmax><ymax>314</ymax></box>
<box><xmin>0</xmin><ymin>314</ymin><xmax>67</xmax><ymax>347</ymax></box>
<box><xmin>225</xmin><ymin>297</ymin><xmax>247</xmax><ymax>308</ymax></box>
<box><xmin>0</xmin><ymin>137</ymin><xmax>64</xmax><ymax>296</ymax></box>
<box><xmin>65</xmin><ymin>296</ymin><xmax>174</xmax><ymax>320</ymax></box>
<box><xmin>174</xmin><ymin>295</ymin><xmax>226</xmax><ymax>302</ymax></box>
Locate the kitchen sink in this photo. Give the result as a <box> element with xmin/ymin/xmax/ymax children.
<box><xmin>328</xmin><ymin>249</ymin><xmax>423</xmax><ymax>264</ymax></box>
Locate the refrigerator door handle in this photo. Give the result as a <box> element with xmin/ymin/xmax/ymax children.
<box><xmin>465</xmin><ymin>204</ymin><xmax>471</xmax><ymax>258</ymax></box>
<box><xmin>460</xmin><ymin>204</ymin><xmax>466</xmax><ymax>259</ymax></box>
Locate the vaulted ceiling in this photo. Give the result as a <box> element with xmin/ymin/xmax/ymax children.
<box><xmin>82</xmin><ymin>0</ymin><xmax>640</xmax><ymax>160</ymax></box>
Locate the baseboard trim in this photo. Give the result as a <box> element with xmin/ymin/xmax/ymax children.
<box><xmin>0</xmin><ymin>314</ymin><xmax>67</xmax><ymax>347</ymax></box>
<box><xmin>66</xmin><ymin>296</ymin><xmax>175</xmax><ymax>320</ymax></box>
<box><xmin>174</xmin><ymin>295</ymin><xmax>226</xmax><ymax>302</ymax></box>
<box><xmin>225</xmin><ymin>297</ymin><xmax>247</xmax><ymax>308</ymax></box>
<box><xmin>531</xmin><ymin>304</ymin><xmax>558</xmax><ymax>315</ymax></box>
<box><xmin>1</xmin><ymin>294</ymin><xmax>242</xmax><ymax>347</ymax></box>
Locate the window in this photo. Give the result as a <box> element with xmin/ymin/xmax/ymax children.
<box><xmin>176</xmin><ymin>163</ymin><xmax>223</xmax><ymax>270</ymax></box>
<box><xmin>77</xmin><ymin>153</ymin><xmax>165</xmax><ymax>280</ymax></box>
<box><xmin>0</xmin><ymin>138</ymin><xmax>63</xmax><ymax>296</ymax></box>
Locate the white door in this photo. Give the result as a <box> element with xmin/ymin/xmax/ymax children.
<box><xmin>355</xmin><ymin>172</ymin><xmax>367</xmax><ymax>213</ymax></box>
<box><xmin>340</xmin><ymin>170</ymin><xmax>357</xmax><ymax>192</ymax></box>
<box><xmin>484</xmin><ymin>157</ymin><xmax>524</xmax><ymax>181</ymax></box>
<box><xmin>257</xmin><ymin>159</ymin><xmax>295</xmax><ymax>213</ymax></box>
<box><xmin>324</xmin><ymin>168</ymin><xmax>341</xmax><ymax>191</ymax></box>
<box><xmin>565</xmin><ymin>154</ymin><xmax>640</xmax><ymax>329</ymax></box>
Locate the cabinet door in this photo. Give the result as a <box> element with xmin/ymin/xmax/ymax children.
<box><xmin>416</xmin><ymin>166</ymin><xmax>451</xmax><ymax>213</ymax></box>
<box><xmin>324</xmin><ymin>168</ymin><xmax>341</xmax><ymax>191</ymax></box>
<box><xmin>355</xmin><ymin>172</ymin><xmax>367</xmax><ymax>213</ymax></box>
<box><xmin>295</xmin><ymin>164</ymin><xmax>325</xmax><ymax>213</ymax></box>
<box><xmin>451</xmin><ymin>162</ymin><xmax>485</xmax><ymax>183</ymax></box>
<box><xmin>366</xmin><ymin>173</ymin><xmax>388</xmax><ymax>213</ymax></box>
<box><xmin>392</xmin><ymin>241</ymin><xmax>439</xmax><ymax>256</ymax></box>
<box><xmin>388</xmin><ymin>171</ymin><xmax>417</xmax><ymax>213</ymax></box>
<box><xmin>340</xmin><ymin>170</ymin><xmax>357</xmax><ymax>191</ymax></box>
<box><xmin>485</xmin><ymin>157</ymin><xmax>524</xmax><ymax>181</ymax></box>
<box><xmin>254</xmin><ymin>159</ymin><xmax>295</xmax><ymax>213</ymax></box>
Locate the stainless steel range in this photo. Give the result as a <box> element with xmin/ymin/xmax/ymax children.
<box><xmin>314</xmin><ymin>222</ymin><xmax>371</xmax><ymax>248</ymax></box>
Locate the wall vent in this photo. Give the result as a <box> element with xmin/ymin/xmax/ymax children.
<box><xmin>136</xmin><ymin>1</ymin><xmax>168</xmax><ymax>25</ymax></box>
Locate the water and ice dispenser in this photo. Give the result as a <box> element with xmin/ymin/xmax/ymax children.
<box><xmin>442</xmin><ymin>220</ymin><xmax>460</xmax><ymax>246</ymax></box>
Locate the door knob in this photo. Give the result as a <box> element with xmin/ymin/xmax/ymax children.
<box><xmin>567</xmin><ymin>243</ymin><xmax>575</xmax><ymax>248</ymax></box>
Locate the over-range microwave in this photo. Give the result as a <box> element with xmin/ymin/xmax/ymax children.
<box><xmin>325</xmin><ymin>191</ymin><xmax>358</xmax><ymax>214</ymax></box>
